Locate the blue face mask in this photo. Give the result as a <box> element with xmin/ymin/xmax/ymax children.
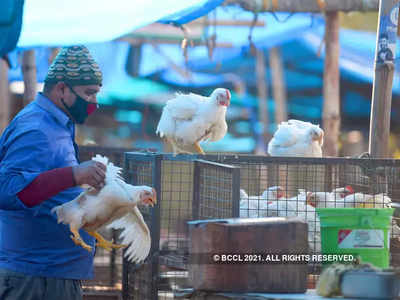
<box><xmin>61</xmin><ymin>86</ymin><xmax>98</xmax><ymax>124</ymax></box>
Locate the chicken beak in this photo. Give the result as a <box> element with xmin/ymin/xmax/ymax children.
<box><xmin>151</xmin><ymin>188</ymin><xmax>157</xmax><ymax>206</ymax></box>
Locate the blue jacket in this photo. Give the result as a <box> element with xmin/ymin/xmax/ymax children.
<box><xmin>0</xmin><ymin>93</ymin><xmax>95</xmax><ymax>279</ymax></box>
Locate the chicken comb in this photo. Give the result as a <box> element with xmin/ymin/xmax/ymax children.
<box><xmin>345</xmin><ymin>185</ymin><xmax>354</xmax><ymax>194</ymax></box>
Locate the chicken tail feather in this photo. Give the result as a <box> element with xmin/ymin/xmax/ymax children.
<box><xmin>92</xmin><ymin>155</ymin><xmax>123</xmax><ymax>183</ymax></box>
<box><xmin>51</xmin><ymin>206</ymin><xmax>65</xmax><ymax>224</ymax></box>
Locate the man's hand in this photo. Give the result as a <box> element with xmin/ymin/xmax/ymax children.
<box><xmin>72</xmin><ymin>161</ymin><xmax>106</xmax><ymax>190</ymax></box>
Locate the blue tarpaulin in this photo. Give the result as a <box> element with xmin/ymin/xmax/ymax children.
<box><xmin>7</xmin><ymin>6</ymin><xmax>400</xmax><ymax>124</ymax></box>
<box><xmin>17</xmin><ymin>0</ymin><xmax>222</xmax><ymax>47</ymax></box>
<box><xmin>159</xmin><ymin>0</ymin><xmax>224</xmax><ymax>25</ymax></box>
<box><xmin>0</xmin><ymin>0</ymin><xmax>24</xmax><ymax>56</ymax></box>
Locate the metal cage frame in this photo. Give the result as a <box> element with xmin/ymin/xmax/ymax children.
<box><xmin>122</xmin><ymin>152</ymin><xmax>400</xmax><ymax>300</ymax></box>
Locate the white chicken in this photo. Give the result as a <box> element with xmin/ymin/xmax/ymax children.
<box><xmin>267</xmin><ymin>119</ymin><xmax>324</xmax><ymax>157</ymax></box>
<box><xmin>306</xmin><ymin>186</ymin><xmax>355</xmax><ymax>208</ymax></box>
<box><xmin>266</xmin><ymin>189</ymin><xmax>312</xmax><ymax>217</ymax></box>
<box><xmin>331</xmin><ymin>186</ymin><xmax>355</xmax><ymax>199</ymax></box>
<box><xmin>264</xmin><ymin>189</ymin><xmax>321</xmax><ymax>253</ymax></box>
<box><xmin>239</xmin><ymin>186</ymin><xmax>284</xmax><ymax>218</ymax></box>
<box><xmin>51</xmin><ymin>155</ymin><xmax>157</xmax><ymax>263</ymax></box>
<box><xmin>308</xmin><ymin>191</ymin><xmax>390</xmax><ymax>209</ymax></box>
<box><xmin>156</xmin><ymin>88</ymin><xmax>231</xmax><ymax>155</ymax></box>
<box><xmin>308</xmin><ymin>191</ymin><xmax>400</xmax><ymax>243</ymax></box>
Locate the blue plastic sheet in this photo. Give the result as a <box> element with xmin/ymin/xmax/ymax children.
<box><xmin>0</xmin><ymin>0</ymin><xmax>24</xmax><ymax>56</ymax></box>
<box><xmin>17</xmin><ymin>0</ymin><xmax>221</xmax><ymax>47</ymax></box>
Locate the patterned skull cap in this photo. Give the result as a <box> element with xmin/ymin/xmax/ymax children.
<box><xmin>44</xmin><ymin>45</ymin><xmax>102</xmax><ymax>86</ymax></box>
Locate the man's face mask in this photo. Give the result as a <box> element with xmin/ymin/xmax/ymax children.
<box><xmin>61</xmin><ymin>85</ymin><xmax>98</xmax><ymax>124</ymax></box>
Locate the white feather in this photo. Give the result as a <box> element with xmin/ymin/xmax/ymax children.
<box><xmin>92</xmin><ymin>154</ymin><xmax>123</xmax><ymax>183</ymax></box>
<box><xmin>239</xmin><ymin>186</ymin><xmax>283</xmax><ymax>218</ymax></box>
<box><xmin>268</xmin><ymin>119</ymin><xmax>324</xmax><ymax>157</ymax></box>
<box><xmin>51</xmin><ymin>155</ymin><xmax>155</xmax><ymax>263</ymax></box>
<box><xmin>156</xmin><ymin>88</ymin><xmax>230</xmax><ymax>153</ymax></box>
<box><xmin>107</xmin><ymin>207</ymin><xmax>151</xmax><ymax>263</ymax></box>
<box><xmin>311</xmin><ymin>191</ymin><xmax>392</xmax><ymax>209</ymax></box>
<box><xmin>264</xmin><ymin>190</ymin><xmax>321</xmax><ymax>253</ymax></box>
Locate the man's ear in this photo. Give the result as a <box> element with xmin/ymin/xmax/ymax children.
<box><xmin>55</xmin><ymin>82</ymin><xmax>66</xmax><ymax>97</ymax></box>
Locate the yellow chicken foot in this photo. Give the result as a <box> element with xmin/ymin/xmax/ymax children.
<box><xmin>70</xmin><ymin>225</ymin><xmax>92</xmax><ymax>252</ymax></box>
<box><xmin>87</xmin><ymin>231</ymin><xmax>127</xmax><ymax>252</ymax></box>
<box><xmin>194</xmin><ymin>141</ymin><xmax>205</xmax><ymax>155</ymax></box>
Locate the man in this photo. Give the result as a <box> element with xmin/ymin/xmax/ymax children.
<box><xmin>377</xmin><ymin>33</ymin><xmax>393</xmax><ymax>63</ymax></box>
<box><xmin>0</xmin><ymin>45</ymin><xmax>106</xmax><ymax>300</ymax></box>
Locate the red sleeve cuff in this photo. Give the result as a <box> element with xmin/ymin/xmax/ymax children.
<box><xmin>17</xmin><ymin>166</ymin><xmax>76</xmax><ymax>207</ymax></box>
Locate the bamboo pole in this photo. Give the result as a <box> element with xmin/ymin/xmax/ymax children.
<box><xmin>255</xmin><ymin>49</ymin><xmax>269</xmax><ymax>154</ymax></box>
<box><xmin>229</xmin><ymin>0</ymin><xmax>379</xmax><ymax>12</ymax></box>
<box><xmin>269</xmin><ymin>47</ymin><xmax>288</xmax><ymax>125</ymax></box>
<box><xmin>369</xmin><ymin>0</ymin><xmax>400</xmax><ymax>158</ymax></box>
<box><xmin>0</xmin><ymin>58</ymin><xmax>10</xmax><ymax>133</ymax></box>
<box><xmin>22</xmin><ymin>50</ymin><xmax>37</xmax><ymax>106</ymax></box>
<box><xmin>322</xmin><ymin>11</ymin><xmax>340</xmax><ymax>157</ymax></box>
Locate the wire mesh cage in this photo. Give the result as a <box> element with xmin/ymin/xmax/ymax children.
<box><xmin>122</xmin><ymin>152</ymin><xmax>400</xmax><ymax>299</ymax></box>
<box><xmin>204</xmin><ymin>155</ymin><xmax>400</xmax><ymax>287</ymax></box>
<box><xmin>78</xmin><ymin>146</ymin><xmax>136</xmax><ymax>293</ymax></box>
<box><xmin>122</xmin><ymin>152</ymin><xmax>161</xmax><ymax>300</ymax></box>
<box><xmin>193</xmin><ymin>160</ymin><xmax>240</xmax><ymax>220</ymax></box>
<box><xmin>123</xmin><ymin>153</ymin><xmax>240</xmax><ymax>300</ymax></box>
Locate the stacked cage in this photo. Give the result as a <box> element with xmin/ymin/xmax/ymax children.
<box><xmin>123</xmin><ymin>152</ymin><xmax>400</xmax><ymax>300</ymax></box>
<box><xmin>122</xmin><ymin>153</ymin><xmax>240</xmax><ymax>300</ymax></box>
<box><xmin>205</xmin><ymin>155</ymin><xmax>400</xmax><ymax>285</ymax></box>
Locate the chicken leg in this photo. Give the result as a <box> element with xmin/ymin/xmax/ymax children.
<box><xmin>87</xmin><ymin>231</ymin><xmax>127</xmax><ymax>252</ymax></box>
<box><xmin>166</xmin><ymin>137</ymin><xmax>193</xmax><ymax>156</ymax></box>
<box><xmin>70</xmin><ymin>225</ymin><xmax>92</xmax><ymax>252</ymax></box>
<box><xmin>194</xmin><ymin>141</ymin><xmax>205</xmax><ymax>155</ymax></box>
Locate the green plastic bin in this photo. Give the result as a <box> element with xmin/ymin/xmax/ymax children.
<box><xmin>316</xmin><ymin>208</ymin><xmax>394</xmax><ymax>268</ymax></box>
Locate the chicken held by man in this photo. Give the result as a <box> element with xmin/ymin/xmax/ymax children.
<box><xmin>52</xmin><ymin>155</ymin><xmax>156</xmax><ymax>263</ymax></box>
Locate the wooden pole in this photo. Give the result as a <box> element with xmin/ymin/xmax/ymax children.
<box><xmin>269</xmin><ymin>47</ymin><xmax>288</xmax><ymax>125</ymax></box>
<box><xmin>22</xmin><ymin>50</ymin><xmax>37</xmax><ymax>105</ymax></box>
<box><xmin>126</xmin><ymin>45</ymin><xmax>142</xmax><ymax>77</ymax></box>
<box><xmin>0</xmin><ymin>58</ymin><xmax>10</xmax><ymax>133</ymax></box>
<box><xmin>230</xmin><ymin>0</ymin><xmax>379</xmax><ymax>12</ymax></box>
<box><xmin>255</xmin><ymin>49</ymin><xmax>269</xmax><ymax>154</ymax></box>
<box><xmin>369</xmin><ymin>0</ymin><xmax>400</xmax><ymax>158</ymax></box>
<box><xmin>322</xmin><ymin>11</ymin><xmax>340</xmax><ymax>157</ymax></box>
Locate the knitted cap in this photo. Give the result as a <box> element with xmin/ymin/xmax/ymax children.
<box><xmin>44</xmin><ymin>45</ymin><xmax>102</xmax><ymax>86</ymax></box>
